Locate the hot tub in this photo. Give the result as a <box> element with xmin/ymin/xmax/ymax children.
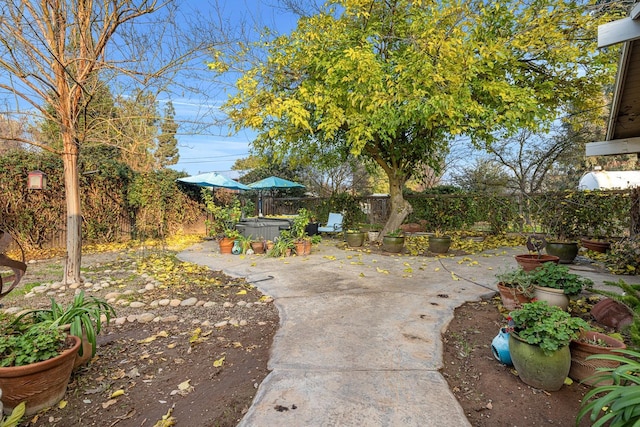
<box><xmin>235</xmin><ymin>218</ymin><xmax>293</xmax><ymax>242</ymax></box>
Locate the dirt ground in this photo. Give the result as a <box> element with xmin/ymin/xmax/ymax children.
<box><xmin>2</xmin><ymin>240</ymin><xmax>612</xmax><ymax>426</ymax></box>
<box><xmin>1</xmin><ymin>249</ymin><xmax>279</xmax><ymax>427</ymax></box>
<box><xmin>441</xmin><ymin>296</ymin><xmax>597</xmax><ymax>427</ymax></box>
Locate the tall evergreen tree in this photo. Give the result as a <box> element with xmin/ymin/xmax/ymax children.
<box><xmin>155</xmin><ymin>101</ymin><xmax>180</xmax><ymax>169</ymax></box>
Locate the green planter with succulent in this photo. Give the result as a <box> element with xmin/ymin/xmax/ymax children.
<box><xmin>494</xmin><ymin>267</ymin><xmax>534</xmax><ymax>310</ymax></box>
<box><xmin>508</xmin><ymin>301</ymin><xmax>589</xmax><ymax>391</ymax></box>
<box><xmin>528</xmin><ymin>262</ymin><xmax>592</xmax><ymax>310</ymax></box>
<box><xmin>382</xmin><ymin>229</ymin><xmax>405</xmax><ymax>253</ymax></box>
<box><xmin>0</xmin><ymin>315</ymin><xmax>81</xmax><ymax>416</ymax></box>
<box><xmin>14</xmin><ymin>291</ymin><xmax>116</xmax><ymax>367</ymax></box>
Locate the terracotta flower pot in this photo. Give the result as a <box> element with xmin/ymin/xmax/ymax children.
<box><xmin>514</xmin><ymin>254</ymin><xmax>559</xmax><ymax>272</ymax></box>
<box><xmin>219</xmin><ymin>237</ymin><xmax>234</xmax><ymax>254</ymax></box>
<box><xmin>590</xmin><ymin>298</ymin><xmax>634</xmax><ymax>330</ymax></box>
<box><xmin>569</xmin><ymin>330</ymin><xmax>626</xmax><ymax>386</ymax></box>
<box><xmin>580</xmin><ymin>238</ymin><xmax>611</xmax><ymax>253</ymax></box>
<box><xmin>0</xmin><ymin>335</ymin><xmax>80</xmax><ymax>415</ymax></box>
<box><xmin>497</xmin><ymin>283</ymin><xmax>531</xmax><ymax>311</ymax></box>
<box><xmin>251</xmin><ymin>241</ymin><xmax>265</xmax><ymax>254</ymax></box>
<box><xmin>294</xmin><ymin>240</ymin><xmax>311</xmax><ymax>256</ymax></box>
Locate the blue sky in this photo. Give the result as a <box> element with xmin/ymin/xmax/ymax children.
<box><xmin>168</xmin><ymin>1</ymin><xmax>300</xmax><ymax>178</ymax></box>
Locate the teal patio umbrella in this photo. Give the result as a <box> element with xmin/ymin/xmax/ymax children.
<box><xmin>248</xmin><ymin>176</ymin><xmax>305</xmax><ymax>216</ymax></box>
<box><xmin>176</xmin><ymin>172</ymin><xmax>250</xmax><ymax>191</ymax></box>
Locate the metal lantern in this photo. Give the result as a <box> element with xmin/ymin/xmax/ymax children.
<box><xmin>27</xmin><ymin>170</ymin><xmax>47</xmax><ymax>190</ymax></box>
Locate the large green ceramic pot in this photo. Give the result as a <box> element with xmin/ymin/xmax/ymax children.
<box><xmin>545</xmin><ymin>242</ymin><xmax>579</xmax><ymax>264</ymax></box>
<box><xmin>428</xmin><ymin>236</ymin><xmax>452</xmax><ymax>254</ymax></box>
<box><xmin>345</xmin><ymin>231</ymin><xmax>365</xmax><ymax>247</ymax></box>
<box><xmin>382</xmin><ymin>236</ymin><xmax>404</xmax><ymax>253</ymax></box>
<box><xmin>509</xmin><ymin>332</ymin><xmax>571</xmax><ymax>392</ymax></box>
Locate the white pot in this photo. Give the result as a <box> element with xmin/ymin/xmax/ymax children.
<box><xmin>533</xmin><ymin>285</ymin><xmax>569</xmax><ymax>311</ymax></box>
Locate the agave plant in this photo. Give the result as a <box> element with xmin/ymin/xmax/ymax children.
<box><xmin>14</xmin><ymin>291</ymin><xmax>116</xmax><ymax>358</ymax></box>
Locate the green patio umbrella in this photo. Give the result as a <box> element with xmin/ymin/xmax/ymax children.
<box><xmin>248</xmin><ymin>176</ymin><xmax>305</xmax><ymax>216</ymax></box>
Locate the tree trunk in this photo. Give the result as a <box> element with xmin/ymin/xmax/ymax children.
<box><xmin>62</xmin><ymin>140</ymin><xmax>82</xmax><ymax>285</ymax></box>
<box><xmin>377</xmin><ymin>173</ymin><xmax>412</xmax><ymax>242</ymax></box>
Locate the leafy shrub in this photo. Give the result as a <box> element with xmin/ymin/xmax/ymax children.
<box><xmin>606</xmin><ymin>237</ymin><xmax>640</xmax><ymax>275</ymax></box>
<box><xmin>528</xmin><ymin>262</ymin><xmax>593</xmax><ymax>295</ymax></box>
<box><xmin>0</xmin><ymin>322</ymin><xmax>67</xmax><ymax>367</ymax></box>
<box><xmin>509</xmin><ymin>301</ymin><xmax>589</xmax><ymax>355</ymax></box>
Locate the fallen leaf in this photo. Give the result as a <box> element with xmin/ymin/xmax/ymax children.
<box><xmin>58</xmin><ymin>400</ymin><xmax>67</xmax><ymax>409</ymax></box>
<box><xmin>111</xmin><ymin>369</ymin><xmax>126</xmax><ymax>380</ymax></box>
<box><xmin>153</xmin><ymin>406</ymin><xmax>176</xmax><ymax>427</ymax></box>
<box><xmin>111</xmin><ymin>389</ymin><xmax>125</xmax><ymax>398</ymax></box>
<box><xmin>189</xmin><ymin>327</ymin><xmax>202</xmax><ymax>343</ymax></box>
<box><xmin>236</xmin><ymin>289</ymin><xmax>247</xmax><ymax>295</ymax></box>
<box><xmin>376</xmin><ymin>267</ymin><xmax>389</xmax><ymax>274</ymax></box>
<box><xmin>178</xmin><ymin>379</ymin><xmax>191</xmax><ymax>391</ymax></box>
<box><xmin>213</xmin><ymin>356</ymin><xmax>225</xmax><ymax>367</ymax></box>
<box><xmin>102</xmin><ymin>399</ymin><xmax>117</xmax><ymax>409</ymax></box>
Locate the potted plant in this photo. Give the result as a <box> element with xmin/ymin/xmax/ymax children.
<box><xmin>382</xmin><ymin>229</ymin><xmax>405</xmax><ymax>253</ymax></box>
<box><xmin>428</xmin><ymin>229</ymin><xmax>452</xmax><ymax>254</ymax></box>
<box><xmin>507</xmin><ymin>301</ymin><xmax>589</xmax><ymax>391</ymax></box>
<box><xmin>250</xmin><ymin>236</ymin><xmax>266</xmax><ymax>254</ymax></box>
<box><xmin>267</xmin><ymin>231</ymin><xmax>295</xmax><ymax>257</ymax></box>
<box><xmin>0</xmin><ymin>316</ymin><xmax>81</xmax><ymax>416</ymax></box>
<box><xmin>569</xmin><ymin>330</ymin><xmax>626</xmax><ymax>386</ymax></box>
<box><xmin>202</xmin><ymin>191</ymin><xmax>242</xmax><ymax>238</ymax></box>
<box><xmin>291</xmin><ymin>208</ymin><xmax>313</xmax><ymax>255</ymax></box>
<box><xmin>515</xmin><ymin>235</ymin><xmax>559</xmax><ymax>271</ymax></box>
<box><xmin>494</xmin><ymin>267</ymin><xmax>534</xmax><ymax>310</ymax></box>
<box><xmin>14</xmin><ymin>291</ymin><xmax>116</xmax><ymax>368</ymax></box>
<box><xmin>234</xmin><ymin>233</ymin><xmax>252</xmax><ymax>254</ymax></box>
<box><xmin>365</xmin><ymin>224</ymin><xmax>382</xmax><ymax>243</ymax></box>
<box><xmin>539</xmin><ymin>200</ymin><xmax>580</xmax><ymax>264</ymax></box>
<box><xmin>528</xmin><ymin>262</ymin><xmax>592</xmax><ymax>310</ymax></box>
<box><xmin>345</xmin><ymin>229</ymin><xmax>365</xmax><ymax>247</ymax></box>
<box><xmin>219</xmin><ymin>228</ymin><xmax>240</xmax><ymax>254</ymax></box>
<box><xmin>577</xmin><ymin>348</ymin><xmax>640</xmax><ymax>426</ymax></box>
